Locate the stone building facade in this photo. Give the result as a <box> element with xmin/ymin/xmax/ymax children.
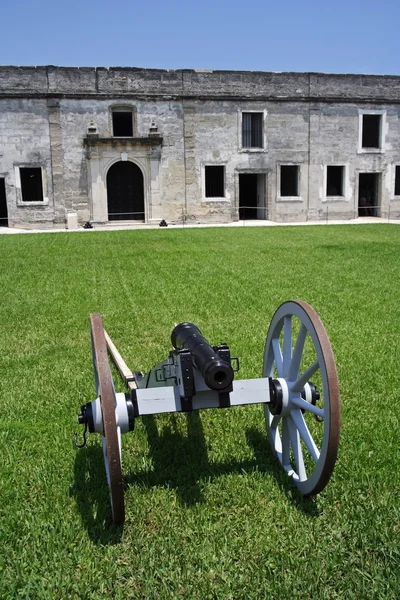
<box><xmin>1</xmin><ymin>66</ymin><xmax>400</xmax><ymax>229</ymax></box>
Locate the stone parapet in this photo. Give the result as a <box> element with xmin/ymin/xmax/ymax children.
<box><xmin>1</xmin><ymin>66</ymin><xmax>400</xmax><ymax>103</ymax></box>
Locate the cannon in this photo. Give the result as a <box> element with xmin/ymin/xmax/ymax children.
<box><xmin>75</xmin><ymin>301</ymin><xmax>340</xmax><ymax>525</ymax></box>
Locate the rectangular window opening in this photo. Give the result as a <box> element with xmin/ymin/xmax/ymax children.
<box><xmin>242</xmin><ymin>112</ymin><xmax>263</xmax><ymax>148</ymax></box>
<box><xmin>395</xmin><ymin>166</ymin><xmax>400</xmax><ymax>196</ymax></box>
<box><xmin>327</xmin><ymin>166</ymin><xmax>345</xmax><ymax>197</ymax></box>
<box><xmin>112</xmin><ymin>111</ymin><xmax>133</xmax><ymax>137</ymax></box>
<box><xmin>362</xmin><ymin>114</ymin><xmax>381</xmax><ymax>149</ymax></box>
<box><xmin>280</xmin><ymin>165</ymin><xmax>299</xmax><ymax>197</ymax></box>
<box><xmin>205</xmin><ymin>166</ymin><xmax>225</xmax><ymax>198</ymax></box>
<box><xmin>20</xmin><ymin>168</ymin><xmax>44</xmax><ymax>202</ymax></box>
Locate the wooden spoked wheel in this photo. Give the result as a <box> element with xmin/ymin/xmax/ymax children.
<box><xmin>90</xmin><ymin>313</ymin><xmax>125</xmax><ymax>524</ymax></box>
<box><xmin>263</xmin><ymin>301</ymin><xmax>340</xmax><ymax>496</ymax></box>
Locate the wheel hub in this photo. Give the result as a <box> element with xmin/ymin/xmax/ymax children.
<box><xmin>269</xmin><ymin>378</ymin><xmax>320</xmax><ymax>416</ymax></box>
<box><xmin>269</xmin><ymin>379</ymin><xmax>283</xmax><ymax>415</ymax></box>
<box><xmin>78</xmin><ymin>403</ymin><xmax>95</xmax><ymax>432</ymax></box>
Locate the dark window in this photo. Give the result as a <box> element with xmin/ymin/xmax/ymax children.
<box><xmin>112</xmin><ymin>111</ymin><xmax>133</xmax><ymax>137</ymax></box>
<box><xmin>242</xmin><ymin>113</ymin><xmax>263</xmax><ymax>148</ymax></box>
<box><xmin>205</xmin><ymin>166</ymin><xmax>225</xmax><ymax>198</ymax></box>
<box><xmin>20</xmin><ymin>168</ymin><xmax>43</xmax><ymax>202</ymax></box>
<box><xmin>395</xmin><ymin>166</ymin><xmax>400</xmax><ymax>196</ymax></box>
<box><xmin>362</xmin><ymin>114</ymin><xmax>381</xmax><ymax>149</ymax></box>
<box><xmin>280</xmin><ymin>165</ymin><xmax>299</xmax><ymax>196</ymax></box>
<box><xmin>327</xmin><ymin>166</ymin><xmax>344</xmax><ymax>196</ymax></box>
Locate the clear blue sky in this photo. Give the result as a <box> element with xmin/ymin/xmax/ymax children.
<box><xmin>1</xmin><ymin>0</ymin><xmax>399</xmax><ymax>75</ymax></box>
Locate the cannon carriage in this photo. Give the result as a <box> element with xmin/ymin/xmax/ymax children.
<box><xmin>75</xmin><ymin>301</ymin><xmax>340</xmax><ymax>525</ymax></box>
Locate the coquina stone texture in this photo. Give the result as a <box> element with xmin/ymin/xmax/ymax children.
<box><xmin>0</xmin><ymin>66</ymin><xmax>400</xmax><ymax>228</ymax></box>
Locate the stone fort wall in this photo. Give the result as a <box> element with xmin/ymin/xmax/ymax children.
<box><xmin>1</xmin><ymin>67</ymin><xmax>400</xmax><ymax>228</ymax></box>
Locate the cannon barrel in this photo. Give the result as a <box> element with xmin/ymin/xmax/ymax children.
<box><xmin>171</xmin><ymin>322</ymin><xmax>234</xmax><ymax>391</ymax></box>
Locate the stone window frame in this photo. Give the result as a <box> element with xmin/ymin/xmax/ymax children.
<box><xmin>322</xmin><ymin>163</ymin><xmax>350</xmax><ymax>203</ymax></box>
<box><xmin>238</xmin><ymin>109</ymin><xmax>268</xmax><ymax>153</ymax></box>
<box><xmin>276</xmin><ymin>163</ymin><xmax>303</xmax><ymax>202</ymax></box>
<box><xmin>357</xmin><ymin>109</ymin><xmax>386</xmax><ymax>154</ymax></box>
<box><xmin>109</xmin><ymin>104</ymin><xmax>138</xmax><ymax>138</ymax></box>
<box><xmin>391</xmin><ymin>163</ymin><xmax>400</xmax><ymax>200</ymax></box>
<box><xmin>14</xmin><ymin>165</ymin><xmax>49</xmax><ymax>206</ymax></box>
<box><xmin>201</xmin><ymin>162</ymin><xmax>228</xmax><ymax>202</ymax></box>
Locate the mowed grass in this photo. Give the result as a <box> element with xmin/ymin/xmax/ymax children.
<box><xmin>0</xmin><ymin>224</ymin><xmax>400</xmax><ymax>599</ymax></box>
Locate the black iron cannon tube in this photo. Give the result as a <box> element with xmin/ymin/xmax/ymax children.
<box><xmin>171</xmin><ymin>322</ymin><xmax>234</xmax><ymax>391</ymax></box>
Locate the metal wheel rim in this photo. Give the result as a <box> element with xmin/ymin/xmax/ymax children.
<box><xmin>263</xmin><ymin>300</ymin><xmax>340</xmax><ymax>496</ymax></box>
<box><xmin>90</xmin><ymin>312</ymin><xmax>125</xmax><ymax>524</ymax></box>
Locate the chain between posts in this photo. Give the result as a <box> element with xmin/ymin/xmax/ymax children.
<box><xmin>2</xmin><ymin>205</ymin><xmax>399</xmax><ymax>230</ymax></box>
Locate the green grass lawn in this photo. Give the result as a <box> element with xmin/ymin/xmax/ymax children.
<box><xmin>1</xmin><ymin>224</ymin><xmax>400</xmax><ymax>599</ymax></box>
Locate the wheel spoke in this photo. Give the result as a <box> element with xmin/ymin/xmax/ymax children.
<box><xmin>288</xmin><ymin>324</ymin><xmax>307</xmax><ymax>381</ymax></box>
<box><xmin>270</xmin><ymin>414</ymin><xmax>281</xmax><ymax>429</ymax></box>
<box><xmin>272</xmin><ymin>338</ymin><xmax>283</xmax><ymax>377</ymax></box>
<box><xmin>117</xmin><ymin>426</ymin><xmax>122</xmax><ymax>462</ymax></box>
<box><xmin>288</xmin><ymin>415</ymin><xmax>307</xmax><ymax>481</ymax></box>
<box><xmin>292</xmin><ymin>360</ymin><xmax>320</xmax><ymax>392</ymax></box>
<box><xmin>281</xmin><ymin>417</ymin><xmax>291</xmax><ymax>467</ymax></box>
<box><xmin>290</xmin><ymin>409</ymin><xmax>320</xmax><ymax>462</ymax></box>
<box><xmin>268</xmin><ymin>410</ymin><xmax>282</xmax><ymax>455</ymax></box>
<box><xmin>291</xmin><ymin>395</ymin><xmax>324</xmax><ymax>418</ymax></box>
<box><xmin>283</xmin><ymin>316</ymin><xmax>292</xmax><ymax>377</ymax></box>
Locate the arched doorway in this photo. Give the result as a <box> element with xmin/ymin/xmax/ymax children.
<box><xmin>106</xmin><ymin>161</ymin><xmax>144</xmax><ymax>221</ymax></box>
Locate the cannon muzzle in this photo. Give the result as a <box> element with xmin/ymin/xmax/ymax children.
<box><xmin>171</xmin><ymin>322</ymin><xmax>234</xmax><ymax>391</ymax></box>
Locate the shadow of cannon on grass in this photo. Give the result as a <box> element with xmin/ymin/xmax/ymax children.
<box><xmin>71</xmin><ymin>411</ymin><xmax>319</xmax><ymax>537</ymax></box>
<box><xmin>125</xmin><ymin>412</ymin><xmax>320</xmax><ymax>517</ymax></box>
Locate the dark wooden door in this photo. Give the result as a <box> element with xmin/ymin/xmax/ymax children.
<box><xmin>0</xmin><ymin>178</ymin><xmax>8</xmax><ymax>227</ymax></box>
<box><xmin>107</xmin><ymin>161</ymin><xmax>144</xmax><ymax>221</ymax></box>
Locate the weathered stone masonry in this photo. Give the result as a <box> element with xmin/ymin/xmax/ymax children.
<box><xmin>0</xmin><ymin>66</ymin><xmax>400</xmax><ymax>228</ymax></box>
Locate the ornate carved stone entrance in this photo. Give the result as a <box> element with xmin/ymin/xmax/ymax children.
<box><xmin>84</xmin><ymin>136</ymin><xmax>162</xmax><ymax>223</ymax></box>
